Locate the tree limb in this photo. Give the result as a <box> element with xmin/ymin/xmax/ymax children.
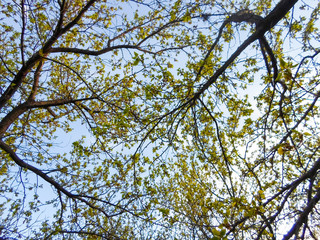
<box><xmin>192</xmin><ymin>0</ymin><xmax>298</xmax><ymax>102</ymax></box>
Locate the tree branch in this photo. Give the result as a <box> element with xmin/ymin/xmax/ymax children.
<box><xmin>49</xmin><ymin>44</ymin><xmax>153</xmax><ymax>55</ymax></box>
<box><xmin>0</xmin><ymin>139</ymin><xmax>76</xmax><ymax>198</ymax></box>
<box><xmin>0</xmin><ymin>0</ymin><xmax>98</xmax><ymax>110</ymax></box>
<box><xmin>0</xmin><ymin>139</ymin><xmax>116</xmax><ymax>220</ymax></box>
<box><xmin>28</xmin><ymin>60</ymin><xmax>44</xmax><ymax>101</ymax></box>
<box><xmin>20</xmin><ymin>0</ymin><xmax>26</xmax><ymax>66</ymax></box>
<box><xmin>0</xmin><ymin>97</ymin><xmax>94</xmax><ymax>137</ymax></box>
<box><xmin>192</xmin><ymin>0</ymin><xmax>298</xmax><ymax>102</ymax></box>
<box><xmin>283</xmin><ymin>187</ymin><xmax>320</xmax><ymax>240</ymax></box>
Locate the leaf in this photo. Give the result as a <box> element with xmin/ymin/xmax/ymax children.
<box><xmin>182</xmin><ymin>10</ymin><xmax>192</xmax><ymax>22</ymax></box>
<box><xmin>279</xmin><ymin>58</ymin><xmax>286</xmax><ymax>69</ymax></box>
<box><xmin>158</xmin><ymin>208</ymin><xmax>170</xmax><ymax>216</ymax></box>
<box><xmin>278</xmin><ymin>146</ymin><xmax>284</xmax><ymax>155</ymax></box>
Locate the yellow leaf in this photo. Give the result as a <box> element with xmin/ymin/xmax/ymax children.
<box><xmin>278</xmin><ymin>147</ymin><xmax>284</xmax><ymax>155</ymax></box>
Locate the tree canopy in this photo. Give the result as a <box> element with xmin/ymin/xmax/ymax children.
<box><xmin>1</xmin><ymin>0</ymin><xmax>320</xmax><ymax>239</ymax></box>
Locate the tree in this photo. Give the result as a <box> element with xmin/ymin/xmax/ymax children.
<box><xmin>0</xmin><ymin>0</ymin><xmax>319</xmax><ymax>239</ymax></box>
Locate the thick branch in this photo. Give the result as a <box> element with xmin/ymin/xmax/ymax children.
<box><xmin>0</xmin><ymin>53</ymin><xmax>41</xmax><ymax>109</ymax></box>
<box><xmin>57</xmin><ymin>0</ymin><xmax>97</xmax><ymax>39</ymax></box>
<box><xmin>263</xmin><ymin>156</ymin><xmax>320</xmax><ymax>208</ymax></box>
<box><xmin>0</xmin><ymin>97</ymin><xmax>94</xmax><ymax>137</ymax></box>
<box><xmin>28</xmin><ymin>60</ymin><xmax>44</xmax><ymax>101</ymax></box>
<box><xmin>0</xmin><ymin>0</ymin><xmax>98</xmax><ymax>110</ymax></box>
<box><xmin>49</xmin><ymin>44</ymin><xmax>153</xmax><ymax>55</ymax></box>
<box><xmin>30</xmin><ymin>97</ymin><xmax>95</xmax><ymax>108</ymax></box>
<box><xmin>283</xmin><ymin>187</ymin><xmax>320</xmax><ymax>240</ymax></box>
<box><xmin>195</xmin><ymin>10</ymin><xmax>263</xmax><ymax>83</ymax></box>
<box><xmin>0</xmin><ymin>102</ymin><xmax>29</xmax><ymax>137</ymax></box>
<box><xmin>192</xmin><ymin>0</ymin><xmax>298</xmax><ymax>102</ymax></box>
<box><xmin>54</xmin><ymin>0</ymin><xmax>68</xmax><ymax>34</ymax></box>
<box><xmin>259</xmin><ymin>36</ymin><xmax>278</xmax><ymax>82</ymax></box>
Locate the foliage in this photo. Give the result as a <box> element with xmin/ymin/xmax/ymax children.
<box><xmin>0</xmin><ymin>0</ymin><xmax>320</xmax><ymax>239</ymax></box>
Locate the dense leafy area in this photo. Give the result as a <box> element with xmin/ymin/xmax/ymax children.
<box><xmin>0</xmin><ymin>0</ymin><xmax>320</xmax><ymax>239</ymax></box>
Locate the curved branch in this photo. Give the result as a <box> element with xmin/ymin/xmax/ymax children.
<box><xmin>259</xmin><ymin>36</ymin><xmax>278</xmax><ymax>83</ymax></box>
<box><xmin>192</xmin><ymin>0</ymin><xmax>298</xmax><ymax>102</ymax></box>
<box><xmin>28</xmin><ymin>60</ymin><xmax>44</xmax><ymax>101</ymax></box>
<box><xmin>0</xmin><ymin>139</ymin><xmax>77</xmax><ymax>198</ymax></box>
